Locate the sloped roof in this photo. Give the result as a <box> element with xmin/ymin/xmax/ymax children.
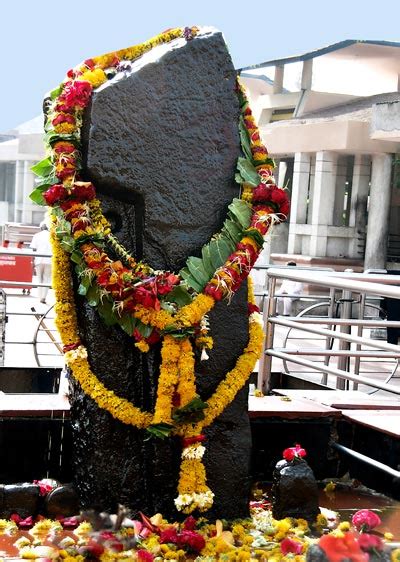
<box><xmin>5</xmin><ymin>115</ymin><xmax>44</xmax><ymax>136</ymax></box>
<box><xmin>240</xmin><ymin>39</ymin><xmax>400</xmax><ymax>71</ymax></box>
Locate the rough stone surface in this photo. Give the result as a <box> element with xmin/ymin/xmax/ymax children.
<box><xmin>71</xmin><ymin>30</ymin><xmax>251</xmax><ymax>519</ymax></box>
<box><xmin>2</xmin><ymin>484</ymin><xmax>40</xmax><ymax>518</ymax></box>
<box><xmin>45</xmin><ymin>485</ymin><xmax>80</xmax><ymax>518</ymax></box>
<box><xmin>271</xmin><ymin>459</ymin><xmax>320</xmax><ymax>522</ymax></box>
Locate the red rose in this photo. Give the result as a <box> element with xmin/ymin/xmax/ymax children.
<box><xmin>319</xmin><ymin>533</ymin><xmax>368</xmax><ymax>562</ymax></box>
<box><xmin>358</xmin><ymin>533</ymin><xmax>383</xmax><ymax>552</ymax></box>
<box><xmin>282</xmin><ymin>443</ymin><xmax>307</xmax><ymax>461</ymax></box>
<box><xmin>352</xmin><ymin>510</ymin><xmax>382</xmax><ymax>532</ymax></box>
<box><xmin>52</xmin><ymin>113</ymin><xmax>75</xmax><ymax>126</ymax></box>
<box><xmin>281</xmin><ymin>537</ymin><xmax>303</xmax><ymax>555</ymax></box>
<box><xmin>183</xmin><ymin>515</ymin><xmax>197</xmax><ymax>531</ymax></box>
<box><xmin>156</xmin><ymin>272</ymin><xmax>180</xmax><ymax>295</ymax></box>
<box><xmin>134</xmin><ymin>286</ymin><xmax>159</xmax><ymax>310</ymax></box>
<box><xmin>72</xmin><ymin>182</ymin><xmax>96</xmax><ymax>201</ymax></box>
<box><xmin>159</xmin><ymin>526</ymin><xmax>179</xmax><ymax>544</ymax></box>
<box><xmin>60</xmin><ymin>80</ymin><xmax>93</xmax><ymax>110</ymax></box>
<box><xmin>204</xmin><ymin>283</ymin><xmax>224</xmax><ymax>301</ymax></box>
<box><xmin>270</xmin><ymin>187</ymin><xmax>289</xmax><ymax>205</ymax></box>
<box><xmin>53</xmin><ymin>141</ymin><xmax>76</xmax><ymax>155</ymax></box>
<box><xmin>178</xmin><ymin>530</ymin><xmax>206</xmax><ymax>553</ymax></box>
<box><xmin>137</xmin><ymin>550</ymin><xmax>154</xmax><ymax>562</ymax></box>
<box><xmin>43</xmin><ymin>184</ymin><xmax>68</xmax><ymax>206</ymax></box>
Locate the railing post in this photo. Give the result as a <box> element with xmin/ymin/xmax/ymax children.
<box><xmin>257</xmin><ymin>275</ymin><xmax>277</xmax><ymax>393</ymax></box>
<box><xmin>321</xmin><ymin>286</ymin><xmax>336</xmax><ymax>385</ymax></box>
<box><xmin>336</xmin><ymin>283</ymin><xmax>353</xmax><ymax>389</ymax></box>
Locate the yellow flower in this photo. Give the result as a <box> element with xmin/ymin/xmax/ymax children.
<box><xmin>80</xmin><ymin>68</ymin><xmax>107</xmax><ymax>88</ymax></box>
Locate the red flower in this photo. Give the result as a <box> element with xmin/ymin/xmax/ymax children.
<box><xmin>358</xmin><ymin>533</ymin><xmax>383</xmax><ymax>552</ymax></box>
<box><xmin>178</xmin><ymin>530</ymin><xmax>206</xmax><ymax>553</ymax></box>
<box><xmin>59</xmin><ymin>80</ymin><xmax>93</xmax><ymax>110</ymax></box>
<box><xmin>352</xmin><ymin>510</ymin><xmax>382</xmax><ymax>532</ymax></box>
<box><xmin>43</xmin><ymin>184</ymin><xmax>68</xmax><ymax>206</ymax></box>
<box><xmin>33</xmin><ymin>479</ymin><xmax>54</xmax><ymax>496</ymax></box>
<box><xmin>280</xmin><ymin>537</ymin><xmax>303</xmax><ymax>555</ymax></box>
<box><xmin>319</xmin><ymin>532</ymin><xmax>368</xmax><ymax>562</ymax></box>
<box><xmin>159</xmin><ymin>526</ymin><xmax>179</xmax><ymax>544</ymax></box>
<box><xmin>183</xmin><ymin>515</ymin><xmax>197</xmax><ymax>531</ymax></box>
<box><xmin>72</xmin><ymin>182</ymin><xmax>96</xmax><ymax>201</ymax></box>
<box><xmin>204</xmin><ymin>283</ymin><xmax>224</xmax><ymax>301</ymax></box>
<box><xmin>52</xmin><ymin>113</ymin><xmax>75</xmax><ymax>126</ymax></box>
<box><xmin>182</xmin><ymin>434</ymin><xmax>205</xmax><ymax>447</ymax></box>
<box><xmin>134</xmin><ymin>286</ymin><xmax>160</xmax><ymax>310</ymax></box>
<box><xmin>53</xmin><ymin>141</ymin><xmax>76</xmax><ymax>155</ymax></box>
<box><xmin>156</xmin><ymin>272</ymin><xmax>180</xmax><ymax>295</ymax></box>
<box><xmin>282</xmin><ymin>443</ymin><xmax>307</xmax><ymax>461</ymax></box>
<box><xmin>248</xmin><ymin>302</ymin><xmax>260</xmax><ymax>315</ymax></box>
<box><xmin>137</xmin><ymin>550</ymin><xmax>154</xmax><ymax>562</ymax></box>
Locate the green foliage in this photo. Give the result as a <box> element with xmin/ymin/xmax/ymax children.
<box><xmin>172</xmin><ymin>396</ymin><xmax>208</xmax><ymax>424</ymax></box>
<box><xmin>165</xmin><ymin>285</ymin><xmax>193</xmax><ymax>307</ymax></box>
<box><xmin>146</xmin><ymin>423</ymin><xmax>174</xmax><ymax>440</ymax></box>
<box><xmin>236</xmin><ymin>157</ymin><xmax>260</xmax><ymax>186</ymax></box>
<box><xmin>31</xmin><ymin>158</ymin><xmax>53</xmax><ymax>178</ymax></box>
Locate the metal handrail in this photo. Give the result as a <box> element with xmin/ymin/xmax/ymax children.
<box><xmin>258</xmin><ymin>269</ymin><xmax>400</xmax><ymax>395</ymax></box>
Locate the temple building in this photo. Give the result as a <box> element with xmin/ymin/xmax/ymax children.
<box><xmin>241</xmin><ymin>40</ymin><xmax>400</xmax><ymax>270</ymax></box>
<box><xmin>0</xmin><ymin>116</ymin><xmax>45</xmax><ymax>228</ymax></box>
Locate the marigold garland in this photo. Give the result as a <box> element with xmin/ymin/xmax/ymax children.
<box><xmin>37</xmin><ymin>26</ymin><xmax>288</xmax><ymax>514</ymax></box>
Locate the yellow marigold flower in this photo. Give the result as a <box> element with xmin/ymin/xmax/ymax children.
<box><xmin>240</xmin><ymin>236</ymin><xmax>259</xmax><ymax>251</ymax></box>
<box><xmin>80</xmin><ymin>68</ymin><xmax>107</xmax><ymax>88</ymax></box>
<box><xmin>339</xmin><ymin>521</ymin><xmax>351</xmax><ymax>531</ymax></box>
<box><xmin>384</xmin><ymin>531</ymin><xmax>394</xmax><ymax>540</ymax></box>
<box><xmin>54</xmin><ymin>123</ymin><xmax>76</xmax><ymax>134</ymax></box>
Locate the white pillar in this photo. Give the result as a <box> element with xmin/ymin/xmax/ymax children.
<box><xmin>332</xmin><ymin>156</ymin><xmax>348</xmax><ymax>226</ymax></box>
<box><xmin>22</xmin><ymin>161</ymin><xmax>35</xmax><ymax>223</ymax></box>
<box><xmin>13</xmin><ymin>160</ymin><xmax>24</xmax><ymax>223</ymax></box>
<box><xmin>309</xmin><ymin>151</ymin><xmax>338</xmax><ymax>256</ymax></box>
<box><xmin>301</xmin><ymin>59</ymin><xmax>313</xmax><ymax>90</ymax></box>
<box><xmin>273</xmin><ymin>65</ymin><xmax>284</xmax><ymax>94</ymax></box>
<box><xmin>349</xmin><ymin>155</ymin><xmax>371</xmax><ymax>257</ymax></box>
<box><xmin>364</xmin><ymin>154</ymin><xmax>392</xmax><ymax>270</ymax></box>
<box><xmin>287</xmin><ymin>152</ymin><xmax>310</xmax><ymax>254</ymax></box>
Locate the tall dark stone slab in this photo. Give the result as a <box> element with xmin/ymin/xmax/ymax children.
<box><xmin>71</xmin><ymin>29</ymin><xmax>250</xmax><ymax>519</ymax></box>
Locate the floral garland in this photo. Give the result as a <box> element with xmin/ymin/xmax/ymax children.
<box><xmin>51</xmin><ymin>228</ymin><xmax>263</xmax><ymax>512</ymax></box>
<box><xmin>33</xmin><ymin>26</ymin><xmax>289</xmax><ymax>513</ymax></box>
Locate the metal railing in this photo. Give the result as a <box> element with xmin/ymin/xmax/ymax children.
<box><xmin>257</xmin><ymin>268</ymin><xmax>400</xmax><ymax>396</ymax></box>
<box><xmin>0</xmin><ymin>249</ymin><xmax>62</xmax><ymax>367</ymax></box>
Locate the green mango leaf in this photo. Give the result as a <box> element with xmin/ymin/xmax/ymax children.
<box><xmin>237</xmin><ymin>157</ymin><xmax>260</xmax><ymax>187</ymax></box>
<box><xmin>165</xmin><ymin>285</ymin><xmax>193</xmax><ymax>307</ymax></box>
<box><xmin>50</xmin><ymin>85</ymin><xmax>63</xmax><ymax>100</ymax></box>
<box><xmin>97</xmin><ymin>298</ymin><xmax>118</xmax><ymax>326</ymax></box>
<box><xmin>29</xmin><ymin>188</ymin><xmax>46</xmax><ymax>206</ymax></box>
<box><xmin>77</xmin><ymin>274</ymin><xmax>91</xmax><ymax>296</ymax></box>
<box><xmin>244</xmin><ymin>228</ymin><xmax>265</xmax><ymax>249</ymax></box>
<box><xmin>201</xmin><ymin>245</ymin><xmax>214</xmax><ymax>278</ymax></box>
<box><xmin>119</xmin><ymin>313</ymin><xmax>137</xmax><ymax>336</ymax></box>
<box><xmin>71</xmin><ymin>250</ymin><xmax>83</xmax><ymax>265</ymax></box>
<box><xmin>209</xmin><ymin>237</ymin><xmax>234</xmax><ymax>271</ymax></box>
<box><xmin>180</xmin><ymin>267</ymin><xmax>203</xmax><ymax>293</ymax></box>
<box><xmin>60</xmin><ymin>238</ymin><xmax>74</xmax><ymax>253</ymax></box>
<box><xmin>45</xmin><ymin>132</ymin><xmax>79</xmax><ymax>147</ymax></box>
<box><xmin>86</xmin><ymin>285</ymin><xmax>100</xmax><ymax>307</ymax></box>
<box><xmin>186</xmin><ymin>256</ymin><xmax>209</xmax><ymax>288</ymax></box>
<box><xmin>31</xmin><ymin>158</ymin><xmax>53</xmax><ymax>178</ymax></box>
<box><xmin>145</xmin><ymin>423</ymin><xmax>174</xmax><ymax>440</ymax></box>
<box><xmin>235</xmin><ymin>172</ymin><xmax>244</xmax><ymax>185</ymax></box>
<box><xmin>172</xmin><ymin>396</ymin><xmax>208</xmax><ymax>424</ymax></box>
<box><xmin>222</xmin><ymin>219</ymin><xmax>243</xmax><ymax>244</ymax></box>
<box><xmin>135</xmin><ymin>320</ymin><xmax>153</xmax><ymax>338</ymax></box>
<box><xmin>228</xmin><ymin>199</ymin><xmax>252</xmax><ymax>229</ymax></box>
<box><xmin>239</xmin><ymin>116</ymin><xmax>253</xmax><ymax>161</ymax></box>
